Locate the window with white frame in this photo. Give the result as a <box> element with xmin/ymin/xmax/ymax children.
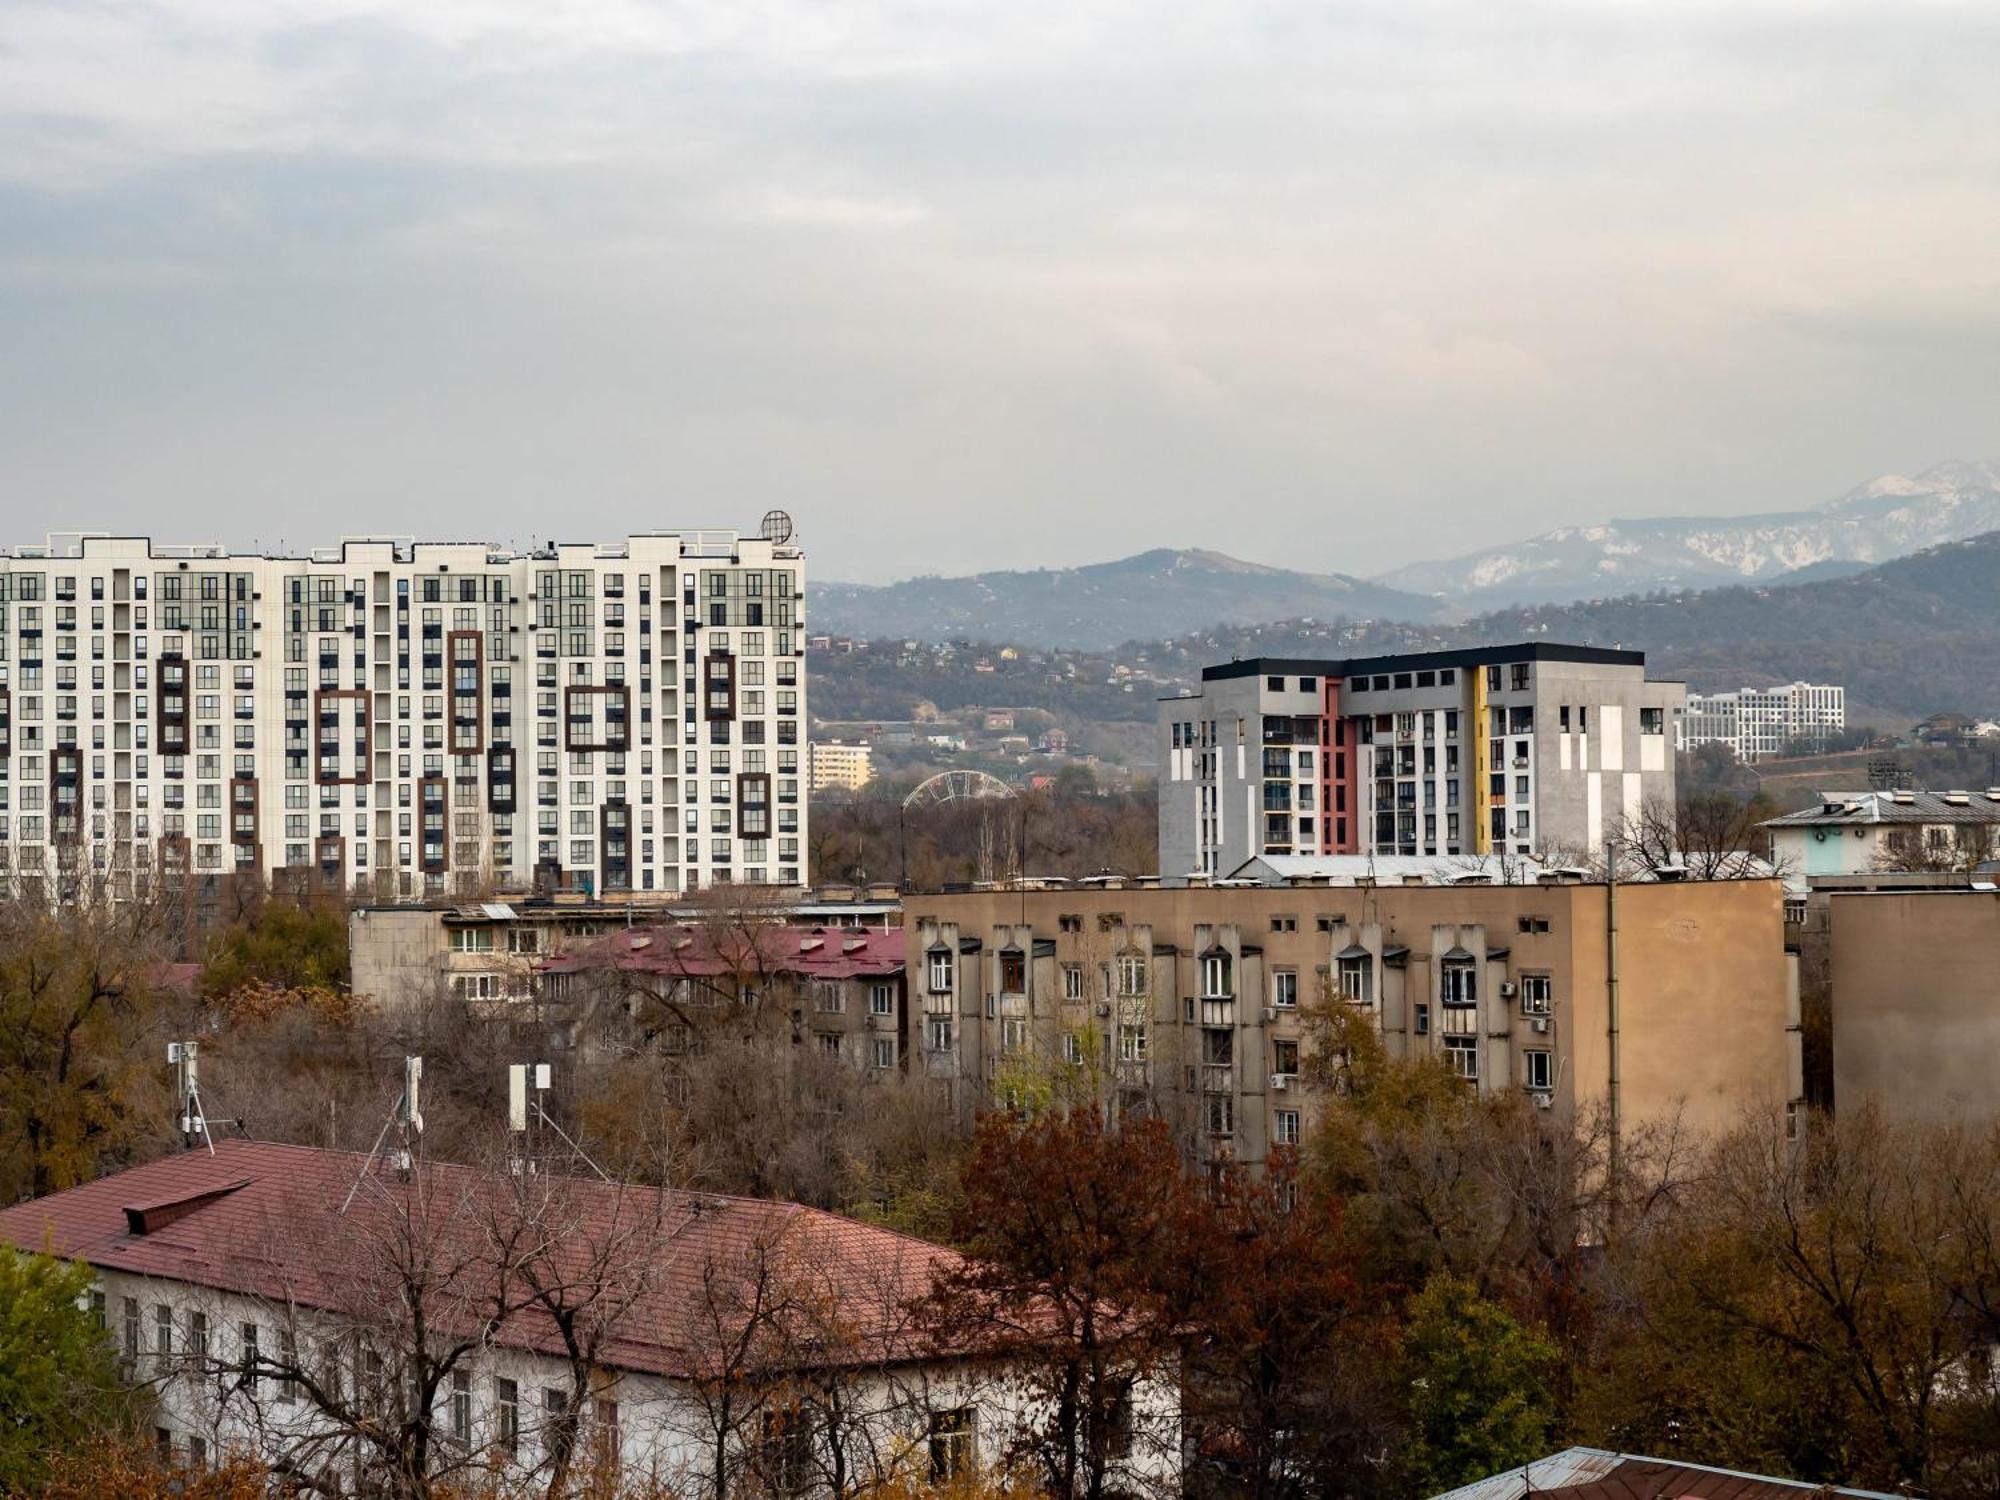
<box><xmin>929</xmin><ymin>1409</ymin><xmax>977</xmax><ymax>1481</ymax></box>
<box><xmin>927</xmin><ymin>947</ymin><xmax>954</xmax><ymax>993</ymax></box>
<box><xmin>872</xmin><ymin>1037</ymin><xmax>897</xmax><ymax>1070</ymax></box>
<box><xmin>1440</xmin><ymin>957</ymin><xmax>1478</xmax><ymax>1007</ymax></box>
<box><xmin>1519</xmin><ymin>973</ymin><xmax>1552</xmax><ymax>1015</ymax></box>
<box><xmin>1063</xmin><ymin>964</ymin><xmax>1083</xmax><ymax>1000</ymax></box>
<box><xmin>1116</xmin><ymin>954</ymin><xmax>1149</xmax><ymax>996</ymax></box>
<box><xmin>1443</xmin><ymin>1035</ymin><xmax>1478</xmax><ymax>1080</ymax></box>
<box><xmin>1337</xmin><ymin>953</ymin><xmax>1372</xmax><ymax>1003</ymax></box>
<box><xmin>1275</xmin><ymin>1109</ymin><xmax>1300</xmax><ymax>1146</ymax></box>
<box><xmin>1524</xmin><ymin>1048</ymin><xmax>1553</xmax><ymax>1091</ymax></box>
<box><xmin>1201</xmin><ymin>952</ymin><xmax>1233</xmax><ymax>998</ymax></box>
<box><xmin>1271</xmin><ymin>969</ymin><xmax>1297</xmax><ymax>1008</ymax></box>
<box><xmin>869</xmin><ymin>983</ymin><xmax>894</xmax><ymax>1016</ymax></box>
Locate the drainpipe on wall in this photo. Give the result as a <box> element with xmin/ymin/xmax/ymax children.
<box><xmin>1605</xmin><ymin>836</ymin><xmax>1622</xmax><ymax>1240</ymax></box>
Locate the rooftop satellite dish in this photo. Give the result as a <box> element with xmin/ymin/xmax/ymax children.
<box><xmin>759</xmin><ymin>509</ymin><xmax>795</xmax><ymax>545</ymax></box>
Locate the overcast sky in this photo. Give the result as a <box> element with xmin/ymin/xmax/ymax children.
<box><xmin>2</xmin><ymin>1</ymin><xmax>1996</xmax><ymax>583</ymax></box>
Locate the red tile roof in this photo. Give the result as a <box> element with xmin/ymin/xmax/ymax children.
<box><xmin>1434</xmin><ymin>1447</ymin><xmax>1904</xmax><ymax>1500</ymax></box>
<box><xmin>538</xmin><ymin>924</ymin><xmax>906</xmax><ymax>983</ymax></box>
<box><xmin>0</xmin><ymin>1139</ymin><xmax>956</xmax><ymax>1379</ymax></box>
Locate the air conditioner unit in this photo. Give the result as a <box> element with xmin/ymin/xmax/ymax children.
<box><xmin>1094</xmin><ymin>1002</ymin><xmax>1112</xmax><ymax>1018</ymax></box>
<box><xmin>1499</xmin><ymin>980</ymin><xmax>1517</xmax><ymax>998</ymax></box>
<box><xmin>1530</xmin><ymin>1016</ymin><xmax>1550</xmax><ymax>1034</ymax></box>
<box><xmin>1272</xmin><ymin>1074</ymin><xmax>1290</xmax><ymax>1092</ymax></box>
<box><xmin>1532</xmin><ymin>1092</ymin><xmax>1553</xmax><ymax>1110</ymax></box>
<box><xmin>1263</xmin><ymin>1006</ymin><xmax>1278</xmax><ymax>1022</ymax></box>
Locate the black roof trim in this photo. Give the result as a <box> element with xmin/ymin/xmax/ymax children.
<box><xmin>1200</xmin><ymin>642</ymin><xmax>1647</xmax><ymax>683</ymax></box>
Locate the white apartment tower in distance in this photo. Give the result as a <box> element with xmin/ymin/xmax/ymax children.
<box><xmin>1677</xmin><ymin>682</ymin><xmax>1845</xmax><ymax>763</ymax></box>
<box><xmin>0</xmin><ymin>519</ymin><xmax>806</xmax><ymax>901</ymax></box>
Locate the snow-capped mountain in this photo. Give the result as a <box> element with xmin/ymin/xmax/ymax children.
<box><xmin>1373</xmin><ymin>461</ymin><xmax>2000</xmax><ymax>606</ymax></box>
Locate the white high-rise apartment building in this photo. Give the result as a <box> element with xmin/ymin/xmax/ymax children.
<box><xmin>1676</xmin><ymin>682</ymin><xmax>1845</xmax><ymax>763</ymax></box>
<box><xmin>0</xmin><ymin>525</ymin><xmax>806</xmax><ymax>901</ymax></box>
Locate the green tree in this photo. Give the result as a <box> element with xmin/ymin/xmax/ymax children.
<box><xmin>1401</xmin><ymin>1272</ymin><xmax>1557</xmax><ymax>1493</ymax></box>
<box><xmin>200</xmin><ymin>896</ymin><xmax>350</xmax><ymax>1001</ymax></box>
<box><xmin>0</xmin><ymin>1251</ymin><xmax>132</xmax><ymax>1488</ymax></box>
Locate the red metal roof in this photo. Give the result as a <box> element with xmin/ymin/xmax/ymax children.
<box><xmin>0</xmin><ymin>1139</ymin><xmax>956</xmax><ymax>1379</ymax></box>
<box><xmin>538</xmin><ymin>924</ymin><xmax>906</xmax><ymax>982</ymax></box>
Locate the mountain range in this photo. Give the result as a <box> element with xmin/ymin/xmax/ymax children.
<box><xmin>812</xmin><ymin>549</ymin><xmax>1440</xmax><ymax>650</ymax></box>
<box><xmin>812</xmin><ymin>462</ymin><xmax>2000</xmax><ymax>648</ymax></box>
<box><xmin>812</xmin><ymin>528</ymin><xmax>2000</xmax><ymax>734</ymax></box>
<box><xmin>1371</xmin><ymin>460</ymin><xmax>2000</xmax><ymax>606</ymax></box>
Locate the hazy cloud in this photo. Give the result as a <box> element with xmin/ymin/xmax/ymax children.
<box><xmin>1</xmin><ymin>0</ymin><xmax>1997</xmax><ymax>581</ymax></box>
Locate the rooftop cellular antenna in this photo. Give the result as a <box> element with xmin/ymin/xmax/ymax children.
<box><xmin>340</xmin><ymin>1053</ymin><xmax>425</xmax><ymax>1211</ymax></box>
<box><xmin>167</xmin><ymin>1040</ymin><xmax>214</xmax><ymax>1156</ymax></box>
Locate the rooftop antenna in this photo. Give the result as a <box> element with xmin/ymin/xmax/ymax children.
<box><xmin>508</xmin><ymin>1060</ymin><xmax>611</xmax><ymax>1182</ymax></box>
<box><xmin>340</xmin><ymin>1054</ymin><xmax>425</xmax><ymax>1212</ymax></box>
<box><xmin>167</xmin><ymin>1041</ymin><xmax>214</xmax><ymax>1156</ymax></box>
<box><xmin>508</xmin><ymin>1061</ymin><xmax>551</xmax><ymax>1176</ymax></box>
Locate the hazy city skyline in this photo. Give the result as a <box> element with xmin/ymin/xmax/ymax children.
<box><xmin>3</xmin><ymin>1</ymin><xmax>1997</xmax><ymax>584</ymax></box>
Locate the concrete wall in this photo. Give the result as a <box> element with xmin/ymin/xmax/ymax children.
<box><xmin>1563</xmin><ymin>879</ymin><xmax>1797</xmax><ymax>1142</ymax></box>
<box><xmin>1831</xmin><ymin>890</ymin><xmax>2000</xmax><ymax>1122</ymax></box>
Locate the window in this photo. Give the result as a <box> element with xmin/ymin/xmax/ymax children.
<box><xmin>1524</xmin><ymin>1049</ymin><xmax>1553</xmax><ymax>1092</ymax></box>
<box><xmin>1272</xmin><ymin>1038</ymin><xmax>1299</xmax><ymax>1077</ymax></box>
<box><xmin>122</xmin><ymin>1298</ymin><xmax>139</xmax><ymax>1363</ymax></box>
<box><xmin>1062</xmin><ymin>1032</ymin><xmax>1084</xmax><ymax>1066</ymax></box>
<box><xmin>929</xmin><ymin>1409</ymin><xmax>976</xmax><ymax>1481</ymax></box>
<box><xmin>869</xmin><ymin>983</ymin><xmax>895</xmax><ymax>1016</ymax></box>
<box><xmin>544</xmin><ymin>1388</ymin><xmax>569</xmax><ymax>1449</ymax></box>
<box><xmin>496</xmin><ymin>1378</ymin><xmax>520</xmax><ymax>1452</ymax></box>
<box><xmin>1414</xmin><ymin>1002</ymin><xmax>1430</xmax><ymax>1036</ymax></box>
<box><xmin>240</xmin><ymin>1322</ymin><xmax>259</xmax><ymax>1391</ymax></box>
<box><xmin>1440</xmin><ymin>957</ymin><xmax>1478</xmax><ymax>1006</ymax></box>
<box><xmin>813</xmin><ymin>980</ymin><xmax>844</xmax><ymax>1014</ymax></box>
<box><xmin>1271</xmin><ymin>969</ymin><xmax>1298</xmax><ymax>1009</ymax></box>
<box><xmin>1063</xmin><ymin>964</ymin><xmax>1083</xmax><ymax>1000</ymax></box>
<box><xmin>1520</xmin><ymin>973</ymin><xmax>1553</xmax><ymax>1015</ymax></box>
<box><xmin>1269</xmin><ymin>913</ymin><xmax>1297</xmax><ymax>933</ymax></box>
<box><xmin>927</xmin><ymin>1015</ymin><xmax>954</xmax><ymax>1052</ymax></box>
<box><xmin>1205</xmin><ymin>1093</ymin><xmax>1234</xmax><ymax>1137</ymax></box>
<box><xmin>999</xmin><ymin>948</ymin><xmax>1026</xmax><ymax>993</ymax></box>
<box><xmin>1443</xmin><ymin>1035</ymin><xmax>1479</xmax><ymax>1080</ymax></box>
<box><xmin>155</xmin><ymin>1304</ymin><xmax>172</xmax><ymax>1358</ymax></box>
<box><xmin>1275</xmin><ymin>1109</ymin><xmax>1301</xmax><ymax>1146</ymax></box>
<box><xmin>451</xmin><ymin>1369</ymin><xmax>472</xmax><ymax>1443</ymax></box>
<box><xmin>1119</xmin><ymin>1023</ymin><xmax>1148</xmax><ymax>1061</ymax></box>
<box><xmin>1517</xmin><ymin>915</ymin><xmax>1551</xmax><ymax>934</ymax></box>
<box><xmin>190</xmin><ymin>1310</ymin><xmax>209</xmax><ymax>1370</ymax></box>
<box><xmin>1640</xmin><ymin>706</ymin><xmax>1664</xmax><ymax>735</ymax></box>
<box><xmin>873</xmin><ymin>1037</ymin><xmax>897</xmax><ymax>1070</ymax></box>
<box><xmin>1116</xmin><ymin>954</ymin><xmax>1149</xmax><ymax>996</ymax></box>
<box><xmin>1200</xmin><ymin>952</ymin><xmax>1232</xmax><ymax>998</ymax></box>
<box><xmin>927</xmin><ymin>947</ymin><xmax>955</xmax><ymax>993</ymax></box>
<box><xmin>1337</xmin><ymin>953</ymin><xmax>1372</xmax><ymax>1003</ymax></box>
